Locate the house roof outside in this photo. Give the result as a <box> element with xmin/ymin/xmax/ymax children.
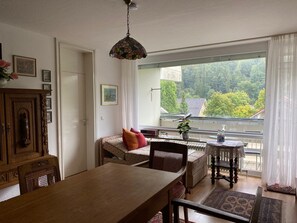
<box><xmin>177</xmin><ymin>98</ymin><xmax>206</xmax><ymax>117</ymax></box>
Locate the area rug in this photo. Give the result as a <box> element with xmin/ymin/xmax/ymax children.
<box><xmin>148</xmin><ymin>212</ymin><xmax>194</xmax><ymax>223</ymax></box>
<box><xmin>202</xmin><ymin>188</ymin><xmax>282</xmax><ymax>223</ymax></box>
<box><xmin>267</xmin><ymin>183</ymin><xmax>296</xmax><ymax>195</ymax></box>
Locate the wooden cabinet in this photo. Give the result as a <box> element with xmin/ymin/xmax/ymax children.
<box><xmin>0</xmin><ymin>88</ymin><xmax>49</xmax><ymax>189</ymax></box>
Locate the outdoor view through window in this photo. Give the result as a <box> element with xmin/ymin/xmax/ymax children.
<box><xmin>161</xmin><ymin>57</ymin><xmax>266</xmax><ymax>119</ymax></box>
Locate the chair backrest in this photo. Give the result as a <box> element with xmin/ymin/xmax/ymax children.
<box><xmin>249</xmin><ymin>186</ymin><xmax>262</xmax><ymax>223</ymax></box>
<box><xmin>18</xmin><ymin>156</ymin><xmax>61</xmax><ymax>195</ymax></box>
<box><xmin>149</xmin><ymin>141</ymin><xmax>188</xmax><ymax>174</ymax></box>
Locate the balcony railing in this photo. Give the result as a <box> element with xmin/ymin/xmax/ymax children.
<box><xmin>141</xmin><ymin>115</ymin><xmax>264</xmax><ymax>176</ymax></box>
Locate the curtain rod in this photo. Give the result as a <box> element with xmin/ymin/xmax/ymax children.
<box><xmin>148</xmin><ymin>31</ymin><xmax>297</xmax><ymax>55</ymax></box>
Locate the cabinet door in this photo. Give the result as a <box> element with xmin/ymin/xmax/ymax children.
<box><xmin>0</xmin><ymin>93</ymin><xmax>7</xmax><ymax>166</ymax></box>
<box><xmin>5</xmin><ymin>93</ymin><xmax>43</xmax><ymax>164</ymax></box>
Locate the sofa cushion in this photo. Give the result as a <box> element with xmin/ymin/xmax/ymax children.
<box><xmin>123</xmin><ymin>128</ymin><xmax>139</xmax><ymax>150</ymax></box>
<box><xmin>104</xmin><ymin>138</ymin><xmax>128</xmax><ymax>160</ymax></box>
<box><xmin>131</xmin><ymin>128</ymin><xmax>147</xmax><ymax>148</ymax></box>
<box><xmin>125</xmin><ymin>145</ymin><xmax>150</xmax><ymax>163</ymax></box>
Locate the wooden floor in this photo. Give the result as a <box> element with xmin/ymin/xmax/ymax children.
<box><xmin>184</xmin><ymin>172</ymin><xmax>297</xmax><ymax>223</ymax></box>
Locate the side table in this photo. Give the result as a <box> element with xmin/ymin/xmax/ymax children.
<box><xmin>206</xmin><ymin>140</ymin><xmax>245</xmax><ymax>188</ymax></box>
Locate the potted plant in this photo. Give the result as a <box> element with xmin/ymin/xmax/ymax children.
<box><xmin>0</xmin><ymin>60</ymin><xmax>18</xmax><ymax>87</ymax></box>
<box><xmin>177</xmin><ymin>113</ymin><xmax>191</xmax><ymax>140</ymax></box>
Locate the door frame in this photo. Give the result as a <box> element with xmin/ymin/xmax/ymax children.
<box><xmin>55</xmin><ymin>39</ymin><xmax>96</xmax><ymax>179</ymax></box>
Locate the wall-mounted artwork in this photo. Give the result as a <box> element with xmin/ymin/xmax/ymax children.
<box><xmin>42</xmin><ymin>70</ymin><xmax>51</xmax><ymax>82</ymax></box>
<box><xmin>42</xmin><ymin>84</ymin><xmax>51</xmax><ymax>96</ymax></box>
<box><xmin>13</xmin><ymin>55</ymin><xmax>36</xmax><ymax>77</ymax></box>
<box><xmin>46</xmin><ymin>98</ymin><xmax>52</xmax><ymax>110</ymax></box>
<box><xmin>101</xmin><ymin>84</ymin><xmax>118</xmax><ymax>105</ymax></box>
<box><xmin>47</xmin><ymin>111</ymin><xmax>52</xmax><ymax>123</ymax></box>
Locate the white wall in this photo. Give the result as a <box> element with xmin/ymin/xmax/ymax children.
<box><xmin>0</xmin><ymin>22</ymin><xmax>57</xmax><ymax>200</ymax></box>
<box><xmin>0</xmin><ymin>23</ymin><xmax>123</xmax><ymax>201</ymax></box>
<box><xmin>95</xmin><ymin>49</ymin><xmax>122</xmax><ymax>140</ymax></box>
<box><xmin>138</xmin><ymin>68</ymin><xmax>161</xmax><ymax>126</ymax></box>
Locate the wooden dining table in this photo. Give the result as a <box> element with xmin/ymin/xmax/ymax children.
<box><xmin>0</xmin><ymin>163</ymin><xmax>181</xmax><ymax>223</ymax></box>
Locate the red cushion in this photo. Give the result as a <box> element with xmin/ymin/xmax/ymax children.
<box><xmin>130</xmin><ymin>128</ymin><xmax>147</xmax><ymax>148</ymax></box>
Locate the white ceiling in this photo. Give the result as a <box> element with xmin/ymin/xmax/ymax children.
<box><xmin>0</xmin><ymin>0</ymin><xmax>297</xmax><ymax>53</ymax></box>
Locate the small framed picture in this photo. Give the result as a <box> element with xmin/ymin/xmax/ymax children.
<box><xmin>42</xmin><ymin>70</ymin><xmax>51</xmax><ymax>82</ymax></box>
<box><xmin>47</xmin><ymin>111</ymin><xmax>52</xmax><ymax>123</ymax></box>
<box><xmin>42</xmin><ymin>84</ymin><xmax>51</xmax><ymax>96</ymax></box>
<box><xmin>101</xmin><ymin>84</ymin><xmax>118</xmax><ymax>106</ymax></box>
<box><xmin>46</xmin><ymin>98</ymin><xmax>52</xmax><ymax>110</ymax></box>
<box><xmin>13</xmin><ymin>55</ymin><xmax>36</xmax><ymax>77</ymax></box>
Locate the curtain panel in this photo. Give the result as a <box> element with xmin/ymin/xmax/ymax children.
<box><xmin>121</xmin><ymin>60</ymin><xmax>139</xmax><ymax>129</ymax></box>
<box><xmin>262</xmin><ymin>34</ymin><xmax>297</xmax><ymax>193</ymax></box>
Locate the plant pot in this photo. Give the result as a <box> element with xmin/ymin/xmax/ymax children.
<box><xmin>182</xmin><ymin>132</ymin><xmax>189</xmax><ymax>140</ymax></box>
<box><xmin>0</xmin><ymin>78</ymin><xmax>7</xmax><ymax>88</ymax></box>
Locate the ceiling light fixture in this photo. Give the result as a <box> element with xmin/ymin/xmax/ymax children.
<box><xmin>109</xmin><ymin>0</ymin><xmax>147</xmax><ymax>60</ymax></box>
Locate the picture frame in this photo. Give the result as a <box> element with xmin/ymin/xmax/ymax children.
<box><xmin>13</xmin><ymin>55</ymin><xmax>36</xmax><ymax>77</ymax></box>
<box><xmin>42</xmin><ymin>70</ymin><xmax>51</xmax><ymax>82</ymax></box>
<box><xmin>42</xmin><ymin>84</ymin><xmax>51</xmax><ymax>96</ymax></box>
<box><xmin>0</xmin><ymin>43</ymin><xmax>2</xmax><ymax>60</ymax></box>
<box><xmin>101</xmin><ymin>84</ymin><xmax>118</xmax><ymax>106</ymax></box>
<box><xmin>47</xmin><ymin>111</ymin><xmax>52</xmax><ymax>123</ymax></box>
<box><xmin>46</xmin><ymin>98</ymin><xmax>52</xmax><ymax>110</ymax></box>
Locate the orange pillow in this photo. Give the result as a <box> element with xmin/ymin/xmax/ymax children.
<box><xmin>122</xmin><ymin>128</ymin><xmax>138</xmax><ymax>151</ymax></box>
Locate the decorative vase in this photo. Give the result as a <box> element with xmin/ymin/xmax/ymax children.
<box><xmin>0</xmin><ymin>78</ymin><xmax>7</xmax><ymax>88</ymax></box>
<box><xmin>182</xmin><ymin>132</ymin><xmax>189</xmax><ymax>140</ymax></box>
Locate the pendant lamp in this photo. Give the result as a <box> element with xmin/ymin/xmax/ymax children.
<box><xmin>109</xmin><ymin>0</ymin><xmax>147</xmax><ymax>60</ymax></box>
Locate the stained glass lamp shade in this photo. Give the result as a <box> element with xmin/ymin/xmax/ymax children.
<box><xmin>109</xmin><ymin>0</ymin><xmax>147</xmax><ymax>60</ymax></box>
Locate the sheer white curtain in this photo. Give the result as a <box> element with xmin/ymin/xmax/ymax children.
<box><xmin>262</xmin><ymin>34</ymin><xmax>297</xmax><ymax>189</ymax></box>
<box><xmin>121</xmin><ymin>60</ymin><xmax>139</xmax><ymax>129</ymax></box>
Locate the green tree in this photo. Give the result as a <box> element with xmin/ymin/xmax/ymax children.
<box><xmin>204</xmin><ymin>92</ymin><xmax>233</xmax><ymax>117</ymax></box>
<box><xmin>233</xmin><ymin>105</ymin><xmax>255</xmax><ymax>118</ymax></box>
<box><xmin>161</xmin><ymin>80</ymin><xmax>178</xmax><ymax>113</ymax></box>
<box><xmin>254</xmin><ymin>89</ymin><xmax>265</xmax><ymax>111</ymax></box>
<box><xmin>225</xmin><ymin>91</ymin><xmax>250</xmax><ymax>107</ymax></box>
<box><xmin>179</xmin><ymin>92</ymin><xmax>189</xmax><ymax>114</ymax></box>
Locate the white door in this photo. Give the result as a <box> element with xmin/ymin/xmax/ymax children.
<box><xmin>60</xmin><ymin>47</ymin><xmax>87</xmax><ymax>177</ymax></box>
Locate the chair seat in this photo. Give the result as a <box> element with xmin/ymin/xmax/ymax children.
<box><xmin>172</xmin><ymin>181</ymin><xmax>186</xmax><ymax>199</ymax></box>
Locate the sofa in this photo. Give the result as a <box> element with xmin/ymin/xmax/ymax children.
<box><xmin>98</xmin><ymin>134</ymin><xmax>208</xmax><ymax>188</ymax></box>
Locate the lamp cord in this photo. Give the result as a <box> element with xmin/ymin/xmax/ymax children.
<box><xmin>126</xmin><ymin>3</ymin><xmax>130</xmax><ymax>36</ymax></box>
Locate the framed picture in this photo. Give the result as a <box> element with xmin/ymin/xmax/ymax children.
<box><xmin>101</xmin><ymin>84</ymin><xmax>118</xmax><ymax>105</ymax></box>
<box><xmin>0</xmin><ymin>43</ymin><xmax>2</xmax><ymax>60</ymax></box>
<box><xmin>47</xmin><ymin>111</ymin><xmax>52</xmax><ymax>123</ymax></box>
<box><xmin>42</xmin><ymin>70</ymin><xmax>51</xmax><ymax>82</ymax></box>
<box><xmin>42</xmin><ymin>84</ymin><xmax>51</xmax><ymax>96</ymax></box>
<box><xmin>46</xmin><ymin>98</ymin><xmax>52</xmax><ymax>110</ymax></box>
<box><xmin>13</xmin><ymin>55</ymin><xmax>36</xmax><ymax>77</ymax></box>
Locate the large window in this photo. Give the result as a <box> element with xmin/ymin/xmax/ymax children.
<box><xmin>161</xmin><ymin>57</ymin><xmax>266</xmax><ymax>119</ymax></box>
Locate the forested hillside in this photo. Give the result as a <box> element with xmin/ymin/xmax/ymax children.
<box><xmin>161</xmin><ymin>58</ymin><xmax>266</xmax><ymax>118</ymax></box>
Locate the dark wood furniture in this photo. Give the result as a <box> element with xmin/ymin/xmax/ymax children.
<box><xmin>0</xmin><ymin>163</ymin><xmax>181</xmax><ymax>223</ymax></box>
<box><xmin>206</xmin><ymin>140</ymin><xmax>245</xmax><ymax>188</ymax></box>
<box><xmin>172</xmin><ymin>186</ymin><xmax>262</xmax><ymax>223</ymax></box>
<box><xmin>136</xmin><ymin>141</ymin><xmax>189</xmax><ymax>222</ymax></box>
<box><xmin>0</xmin><ymin>88</ymin><xmax>49</xmax><ymax>189</ymax></box>
<box><xmin>17</xmin><ymin>156</ymin><xmax>61</xmax><ymax>194</ymax></box>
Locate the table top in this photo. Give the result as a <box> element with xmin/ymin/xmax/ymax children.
<box><xmin>0</xmin><ymin>163</ymin><xmax>181</xmax><ymax>223</ymax></box>
<box><xmin>206</xmin><ymin>140</ymin><xmax>245</xmax><ymax>157</ymax></box>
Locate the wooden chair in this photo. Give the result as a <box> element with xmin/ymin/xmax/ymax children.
<box><xmin>17</xmin><ymin>156</ymin><xmax>61</xmax><ymax>195</ymax></box>
<box><xmin>145</xmin><ymin>141</ymin><xmax>189</xmax><ymax>222</ymax></box>
<box><xmin>172</xmin><ymin>186</ymin><xmax>262</xmax><ymax>223</ymax></box>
